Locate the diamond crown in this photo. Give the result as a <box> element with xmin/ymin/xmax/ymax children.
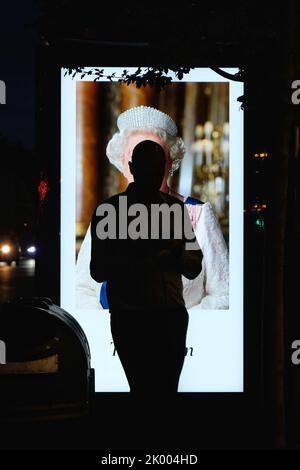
<box><xmin>117</xmin><ymin>105</ymin><xmax>178</xmax><ymax>137</ymax></box>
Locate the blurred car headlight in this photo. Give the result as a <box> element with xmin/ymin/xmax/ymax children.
<box><xmin>1</xmin><ymin>245</ymin><xmax>11</xmax><ymax>254</ymax></box>
<box><xmin>27</xmin><ymin>246</ymin><xmax>36</xmax><ymax>254</ymax></box>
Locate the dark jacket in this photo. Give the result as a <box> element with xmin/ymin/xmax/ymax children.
<box><xmin>90</xmin><ymin>183</ymin><xmax>203</xmax><ymax>311</ymax></box>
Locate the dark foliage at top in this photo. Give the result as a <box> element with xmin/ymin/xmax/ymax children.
<box><xmin>33</xmin><ymin>2</ymin><xmax>298</xmax><ymax>105</ymax></box>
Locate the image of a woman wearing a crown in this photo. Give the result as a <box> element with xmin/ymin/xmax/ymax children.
<box><xmin>76</xmin><ymin>105</ymin><xmax>229</xmax><ymax>310</ymax></box>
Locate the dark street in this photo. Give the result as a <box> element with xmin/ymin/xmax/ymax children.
<box><xmin>0</xmin><ymin>259</ymin><xmax>36</xmax><ymax>304</ymax></box>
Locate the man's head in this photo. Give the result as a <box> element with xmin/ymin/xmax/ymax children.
<box><xmin>106</xmin><ymin>106</ymin><xmax>186</xmax><ymax>186</ymax></box>
<box><xmin>128</xmin><ymin>140</ymin><xmax>165</xmax><ymax>191</ymax></box>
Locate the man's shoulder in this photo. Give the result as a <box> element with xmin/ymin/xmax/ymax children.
<box><xmin>91</xmin><ymin>193</ymin><xmax>126</xmax><ymax>223</ymax></box>
<box><xmin>94</xmin><ymin>192</ymin><xmax>127</xmax><ymax>208</ymax></box>
<box><xmin>159</xmin><ymin>191</ymin><xmax>185</xmax><ymax>207</ymax></box>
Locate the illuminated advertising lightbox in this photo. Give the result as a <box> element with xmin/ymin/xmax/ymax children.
<box><xmin>60</xmin><ymin>67</ymin><xmax>243</xmax><ymax>392</ymax></box>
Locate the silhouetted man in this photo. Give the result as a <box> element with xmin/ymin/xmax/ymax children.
<box><xmin>90</xmin><ymin>140</ymin><xmax>203</xmax><ymax>398</ymax></box>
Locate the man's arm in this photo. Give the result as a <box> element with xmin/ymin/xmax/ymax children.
<box><xmin>178</xmin><ymin>241</ymin><xmax>203</xmax><ymax>280</ymax></box>
<box><xmin>180</xmin><ymin>204</ymin><xmax>203</xmax><ymax>279</ymax></box>
<box><xmin>157</xmin><ymin>239</ymin><xmax>202</xmax><ymax>280</ymax></box>
<box><xmin>156</xmin><ymin>204</ymin><xmax>203</xmax><ymax>280</ymax></box>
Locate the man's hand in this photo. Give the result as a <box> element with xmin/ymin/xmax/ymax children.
<box><xmin>169</xmin><ymin>240</ymin><xmax>184</xmax><ymax>258</ymax></box>
<box><xmin>156</xmin><ymin>240</ymin><xmax>184</xmax><ymax>269</ymax></box>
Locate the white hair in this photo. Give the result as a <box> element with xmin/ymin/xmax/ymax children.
<box><xmin>106</xmin><ymin>126</ymin><xmax>186</xmax><ymax>174</ymax></box>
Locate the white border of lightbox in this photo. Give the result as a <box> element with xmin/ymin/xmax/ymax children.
<box><xmin>60</xmin><ymin>67</ymin><xmax>244</xmax><ymax>392</ymax></box>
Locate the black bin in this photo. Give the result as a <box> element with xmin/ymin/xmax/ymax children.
<box><xmin>0</xmin><ymin>297</ymin><xmax>94</xmax><ymax>422</ymax></box>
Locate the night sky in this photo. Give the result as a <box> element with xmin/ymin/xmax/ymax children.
<box><xmin>0</xmin><ymin>1</ymin><xmax>40</xmax><ymax>150</ymax></box>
